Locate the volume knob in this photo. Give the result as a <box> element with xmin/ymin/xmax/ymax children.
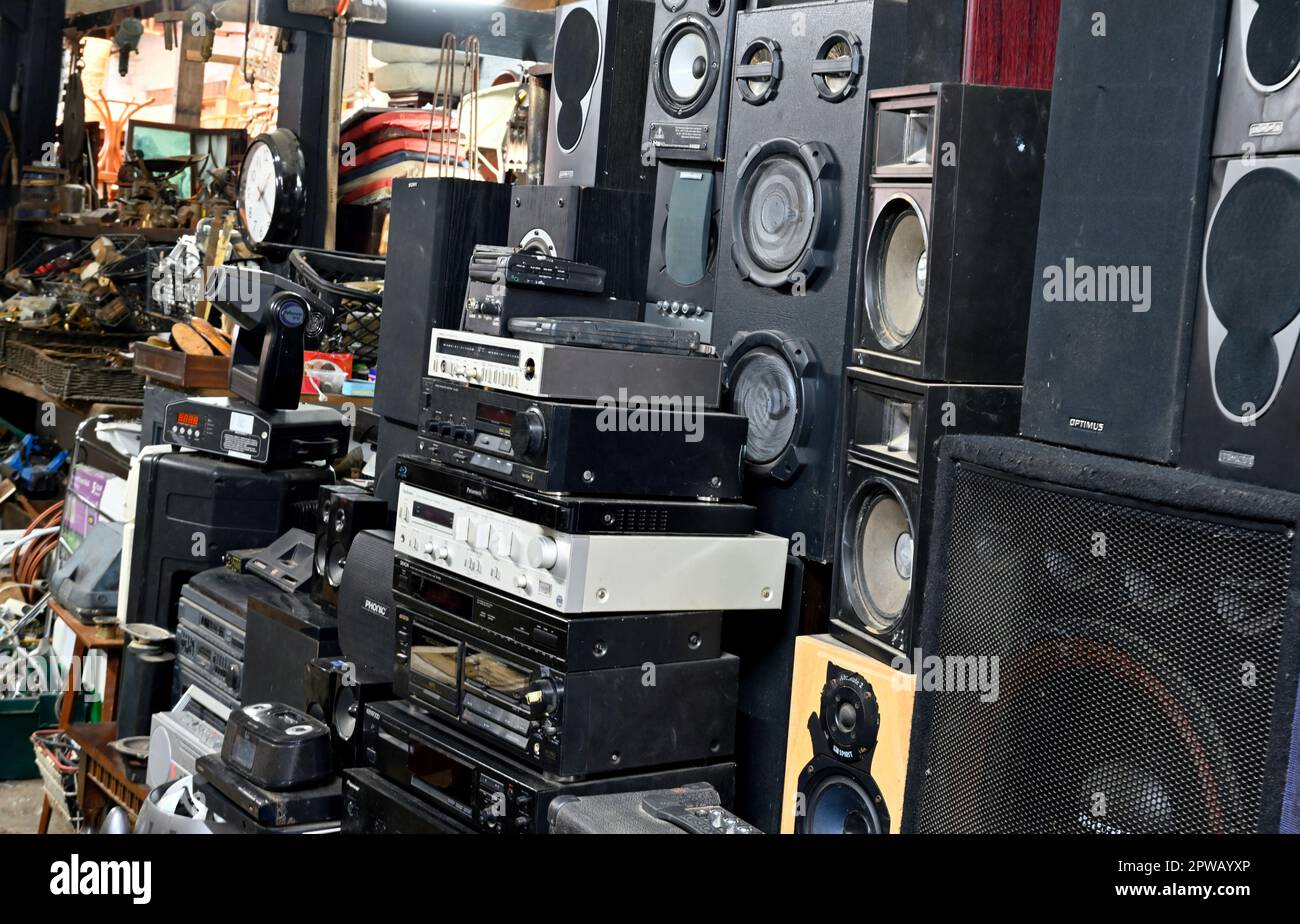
<box><xmin>510</xmin><ymin>407</ymin><xmax>547</xmax><ymax>457</ymax></box>
<box><xmin>525</xmin><ymin>536</ymin><xmax>558</xmax><ymax>570</ymax></box>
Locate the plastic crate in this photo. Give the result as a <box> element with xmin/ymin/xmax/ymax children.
<box><xmin>288</xmin><ymin>249</ymin><xmax>384</xmax><ymax>368</ymax></box>
<box><xmin>1</xmin><ymin>693</ymin><xmax>64</xmax><ymax>780</ymax></box>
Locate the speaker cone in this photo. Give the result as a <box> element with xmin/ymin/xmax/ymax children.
<box><xmin>552</xmin><ymin>7</ymin><xmax>601</xmax><ymax>152</ymax></box>
<box><xmin>729</xmin><ymin>347</ymin><xmax>799</xmax><ymax>466</ymax></box>
<box><xmin>1244</xmin><ymin>0</ymin><xmax>1300</xmax><ymax>91</ymax></box>
<box><xmin>737</xmin><ymin>38</ymin><xmax>780</xmax><ymax>104</ymax></box>
<box><xmin>653</xmin><ymin>16</ymin><xmax>721</xmax><ymax>117</ymax></box>
<box><xmin>739</xmin><ymin>155</ymin><xmax>815</xmax><ymax>275</ymax></box>
<box><xmin>333</xmin><ymin>684</ymin><xmax>358</xmax><ymax>742</ymax></box>
<box><xmin>866</xmin><ymin>196</ymin><xmax>929</xmax><ymax>349</ymax></box>
<box><xmin>325</xmin><ymin>543</ymin><xmax>347</xmax><ymax>589</ymax></box>
<box><xmin>804</xmin><ymin>773</ymin><xmax>886</xmax><ymax>834</ymax></box>
<box><xmin>843</xmin><ymin>481</ymin><xmax>914</xmax><ymax>636</ymax></box>
<box><xmin>812</xmin><ymin>31</ymin><xmax>863</xmax><ymax>103</ymax></box>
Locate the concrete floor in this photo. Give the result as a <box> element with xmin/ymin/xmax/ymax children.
<box><xmin>0</xmin><ymin>778</ymin><xmax>75</xmax><ymax>834</ymax></box>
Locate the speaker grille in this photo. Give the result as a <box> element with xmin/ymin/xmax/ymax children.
<box><xmin>912</xmin><ymin>462</ymin><xmax>1295</xmax><ymax>833</ymax></box>
<box><xmin>1246</xmin><ymin>0</ymin><xmax>1300</xmax><ymax>88</ymax></box>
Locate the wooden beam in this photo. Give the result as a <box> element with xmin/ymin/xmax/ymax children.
<box><xmin>174</xmin><ymin>23</ymin><xmax>206</xmax><ymax>126</ymax></box>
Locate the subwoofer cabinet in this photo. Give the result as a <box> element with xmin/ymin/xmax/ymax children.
<box><xmin>506</xmin><ymin>184</ymin><xmax>652</xmax><ymax>302</ymax></box>
<box><xmin>1215</xmin><ymin>0</ymin><xmax>1300</xmax><ymax>156</ymax></box>
<box><xmin>857</xmin><ymin>83</ymin><xmax>1050</xmax><ymax>382</ymax></box>
<box><xmin>1183</xmin><ymin>154</ymin><xmax>1300</xmax><ymax>491</ymax></box>
<box><xmin>904</xmin><ymin>434</ymin><xmax>1300</xmax><ymax>834</ymax></box>
<box><xmin>902</xmin><ymin>0</ymin><xmax>1062</xmax><ymax>88</ymax></box>
<box><xmin>642</xmin><ymin>0</ymin><xmax>741</xmax><ymax>163</ymax></box>
<box><xmin>1019</xmin><ymin>0</ymin><xmax>1231</xmax><ymax>464</ymax></box>
<box><xmin>714</xmin><ymin>0</ymin><xmax>908</xmax><ymax>563</ymax></box>
<box><xmin>545</xmin><ymin>0</ymin><xmax>657</xmax><ymax>191</ymax></box>
<box><xmin>829</xmin><ymin>367</ymin><xmax>1021</xmax><ymax>662</ymax></box>
<box><xmin>781</xmin><ymin>634</ymin><xmax>914</xmax><ymax>834</ymax></box>
<box><xmin>645</xmin><ymin>162</ymin><xmax>722</xmax><ymax>341</ymax></box>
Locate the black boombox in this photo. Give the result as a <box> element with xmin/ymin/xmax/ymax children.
<box><xmin>362</xmin><ymin>700</ymin><xmax>736</xmax><ymax>835</ymax></box>
<box><xmin>392</xmin><ymin>557</ymin><xmax>738</xmax><ymax>779</ymax></box>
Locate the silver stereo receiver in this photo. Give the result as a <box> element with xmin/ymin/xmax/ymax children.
<box><xmin>427</xmin><ymin>329</ymin><xmax>723</xmax><ymax>405</ymax></box>
<box><xmin>395</xmin><ymin>482</ymin><xmax>787</xmax><ymax>614</ymax></box>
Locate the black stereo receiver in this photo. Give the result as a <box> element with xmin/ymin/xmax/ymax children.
<box><xmin>394</xmin><ymin>455</ymin><xmax>757</xmax><ymax>535</ymax></box>
<box><xmin>462</xmin><ymin>246</ymin><xmax>639</xmax><ymax>337</ymax></box>
<box><xmin>342</xmin><ymin>767</ymin><xmax>472</xmax><ymax>834</ymax></box>
<box><xmin>416</xmin><ymin>378</ymin><xmax>748</xmax><ymax>498</ymax></box>
<box><xmin>363</xmin><ymin>700</ymin><xmax>736</xmax><ymax>834</ymax></box>
<box><xmin>392</xmin><ymin>559</ymin><xmax>736</xmax><ymax>778</ymax></box>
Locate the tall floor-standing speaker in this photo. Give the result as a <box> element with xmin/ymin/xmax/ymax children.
<box><xmin>781</xmin><ymin>634</ymin><xmax>914</xmax><ymax>834</ymax></box>
<box><xmin>856</xmin><ymin>82</ymin><xmax>1050</xmax><ymax>383</ymax></box>
<box><xmin>376</xmin><ymin>178</ymin><xmax>511</xmax><ymax>428</ymax></box>
<box><xmin>714</xmin><ymin>0</ymin><xmax>907</xmax><ymax>563</ymax></box>
<box><xmin>1183</xmin><ymin>154</ymin><xmax>1300</xmax><ymax>491</ymax></box>
<box><xmin>544</xmin><ymin>0</ymin><xmax>657</xmax><ymax>191</ymax></box>
<box><xmin>902</xmin><ymin>0</ymin><xmax>1062</xmax><ymax>88</ymax></box>
<box><xmin>830</xmin><ymin>367</ymin><xmax>1020</xmax><ymax>661</ymax></box>
<box><xmin>1215</xmin><ymin>0</ymin><xmax>1300</xmax><ymax>156</ymax></box>
<box><xmin>641</xmin><ymin>0</ymin><xmax>741</xmax><ymax>163</ymax></box>
<box><xmin>506</xmin><ymin>184</ymin><xmax>652</xmax><ymax>302</ymax></box>
<box><xmin>1019</xmin><ymin>0</ymin><xmax>1230</xmax><ymax>464</ymax></box>
<box><xmin>904</xmin><ymin>434</ymin><xmax>1300</xmax><ymax>834</ymax></box>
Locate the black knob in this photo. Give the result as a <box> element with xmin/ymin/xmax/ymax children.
<box><xmin>510</xmin><ymin>408</ymin><xmax>547</xmax><ymax>457</ymax></box>
<box><xmin>524</xmin><ymin>677</ymin><xmax>560</xmax><ymax>721</ymax></box>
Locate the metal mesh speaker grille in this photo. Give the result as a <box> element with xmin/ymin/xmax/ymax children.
<box><xmin>912</xmin><ymin>463</ymin><xmax>1294</xmax><ymax>833</ymax></box>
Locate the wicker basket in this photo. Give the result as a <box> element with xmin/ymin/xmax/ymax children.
<box><xmin>36</xmin><ymin>347</ymin><xmax>143</xmax><ymax>404</ymax></box>
<box><xmin>30</xmin><ymin>729</ymin><xmax>82</xmax><ymax>829</ymax></box>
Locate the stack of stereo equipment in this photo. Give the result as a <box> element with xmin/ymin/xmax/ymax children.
<box><xmin>828</xmin><ymin>80</ymin><xmax>1049</xmax><ymax>664</ymax></box>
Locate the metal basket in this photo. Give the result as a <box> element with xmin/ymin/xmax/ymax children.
<box><xmin>288</xmin><ymin>249</ymin><xmax>384</xmax><ymax>368</ymax></box>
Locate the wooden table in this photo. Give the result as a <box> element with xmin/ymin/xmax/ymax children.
<box><xmin>71</xmin><ymin>722</ymin><xmax>150</xmax><ymax>830</ymax></box>
<box><xmin>49</xmin><ymin>599</ymin><xmax>123</xmax><ymax>727</ymax></box>
<box><xmin>35</xmin><ymin>605</ymin><xmax>126</xmax><ymax>833</ymax></box>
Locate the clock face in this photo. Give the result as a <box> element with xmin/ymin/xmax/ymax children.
<box><xmin>239</xmin><ymin>141</ymin><xmax>278</xmax><ymax>245</ymax></box>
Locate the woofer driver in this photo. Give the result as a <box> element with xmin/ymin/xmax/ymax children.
<box><xmin>865</xmin><ymin>193</ymin><xmax>930</xmax><ymax>350</ymax></box>
<box><xmin>730</xmin><ymin>138</ymin><xmax>835</xmax><ymax>289</ymax></box>
<box><xmin>653</xmin><ymin>14</ymin><xmax>722</xmax><ymax>118</ymax></box>
<box><xmin>840</xmin><ymin>478</ymin><xmax>914</xmax><ymax>637</ymax></box>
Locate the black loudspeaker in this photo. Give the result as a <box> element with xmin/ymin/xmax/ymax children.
<box><xmin>506</xmin><ymin>184</ymin><xmax>652</xmax><ymax>302</ymax></box>
<box><xmin>376</xmin><ymin>178</ymin><xmax>512</xmax><ymax>427</ymax></box>
<box><xmin>1182</xmin><ymin>155</ymin><xmax>1300</xmax><ymax>491</ymax></box>
<box><xmin>116</xmin><ymin>642</ymin><xmax>176</xmax><ymax>739</ymax></box>
<box><xmin>1019</xmin><ymin>0</ymin><xmax>1230</xmax><ymax>464</ymax></box>
<box><xmin>714</xmin><ymin>0</ymin><xmax>908</xmax><ymax>563</ymax></box>
<box><xmin>857</xmin><ymin>83</ymin><xmax>1049</xmax><ymax>383</ymax></box>
<box><xmin>544</xmin><ymin>0</ymin><xmax>657</xmax><ymax>191</ymax></box>
<box><xmin>902</xmin><ymin>0</ymin><xmax>965</xmax><ymax>84</ymax></box>
<box><xmin>336</xmin><ymin>528</ymin><xmax>397</xmax><ymax>681</ymax></box>
<box><xmin>312</xmin><ymin>486</ymin><xmax>392</xmax><ymax>610</ymax></box>
<box><xmin>122</xmin><ymin>452</ymin><xmax>331</xmax><ymax>629</ymax></box>
<box><xmin>241</xmin><ymin>591</ymin><xmax>341</xmax><ymax>712</ymax></box>
<box><xmin>642</xmin><ymin>0</ymin><xmax>740</xmax><ymax>163</ymax></box>
<box><xmin>304</xmin><ymin>658</ymin><xmax>393</xmax><ymax>768</ymax></box>
<box><xmin>829</xmin><ymin>367</ymin><xmax>1020</xmax><ymax>661</ymax></box>
<box><xmin>905</xmin><ymin>434</ymin><xmax>1300</xmax><ymax>834</ymax></box>
<box><xmin>1215</xmin><ymin>0</ymin><xmax>1300</xmax><ymax>157</ymax></box>
<box><xmin>645</xmin><ymin>162</ymin><xmax>722</xmax><ymax>341</ymax></box>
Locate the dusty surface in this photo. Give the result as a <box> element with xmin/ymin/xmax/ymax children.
<box><xmin>0</xmin><ymin>779</ymin><xmax>76</xmax><ymax>834</ymax></box>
